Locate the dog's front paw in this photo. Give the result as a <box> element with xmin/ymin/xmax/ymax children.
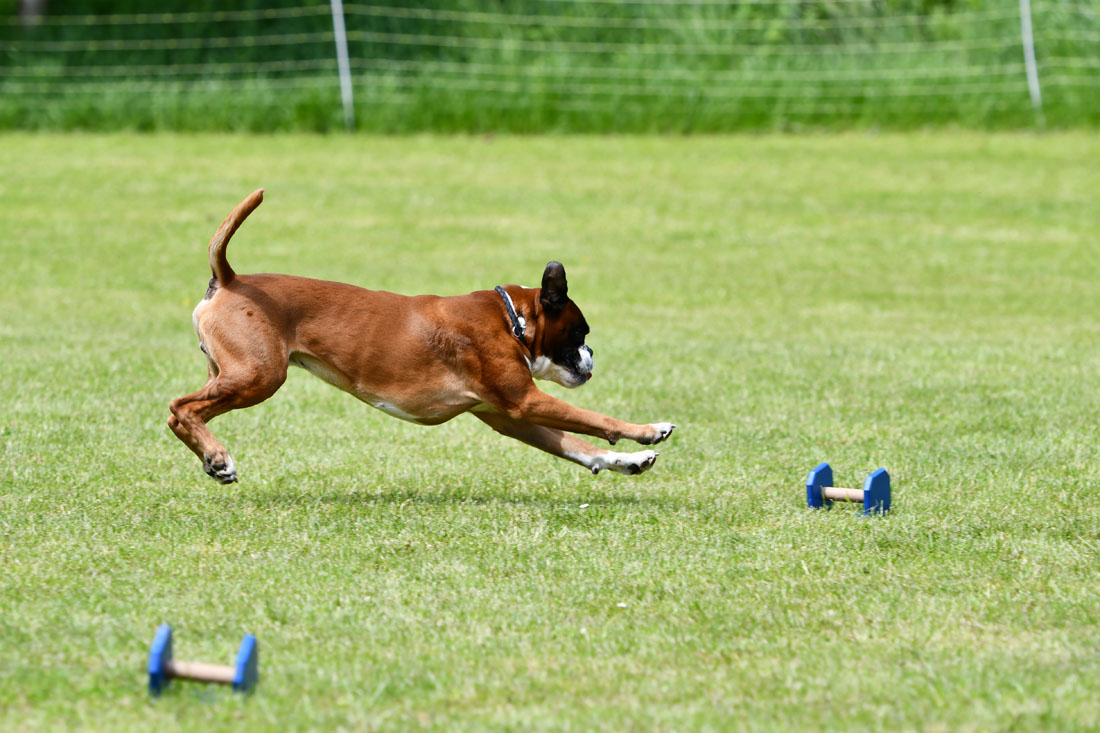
<box><xmin>638</xmin><ymin>422</ymin><xmax>676</xmax><ymax>445</ymax></box>
<box><xmin>590</xmin><ymin>450</ymin><xmax>659</xmax><ymax>476</ymax></box>
<box><xmin>203</xmin><ymin>454</ymin><xmax>238</xmax><ymax>484</ymax></box>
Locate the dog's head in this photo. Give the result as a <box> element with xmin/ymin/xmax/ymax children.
<box><xmin>530</xmin><ymin>261</ymin><xmax>593</xmax><ymax>389</ymax></box>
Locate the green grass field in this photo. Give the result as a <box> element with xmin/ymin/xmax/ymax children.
<box><xmin>2</xmin><ymin>132</ymin><xmax>1099</xmax><ymax>730</ymax></box>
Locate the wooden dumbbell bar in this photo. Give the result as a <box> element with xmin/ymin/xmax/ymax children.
<box><xmin>806</xmin><ymin>462</ymin><xmax>891</xmax><ymax>515</ymax></box>
<box><xmin>148</xmin><ymin>625</ymin><xmax>259</xmax><ymax>695</ymax></box>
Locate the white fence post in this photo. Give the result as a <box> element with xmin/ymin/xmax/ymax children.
<box><xmin>330</xmin><ymin>0</ymin><xmax>355</xmax><ymax>131</ymax></box>
<box><xmin>1018</xmin><ymin>0</ymin><xmax>1044</xmax><ymax>120</ymax></box>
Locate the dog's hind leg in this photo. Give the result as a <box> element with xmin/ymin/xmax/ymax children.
<box><xmin>168</xmin><ymin>348</ymin><xmax>287</xmax><ymax>484</ymax></box>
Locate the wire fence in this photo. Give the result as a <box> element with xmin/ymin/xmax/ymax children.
<box><xmin>0</xmin><ymin>0</ymin><xmax>1096</xmax><ymax>132</ymax></box>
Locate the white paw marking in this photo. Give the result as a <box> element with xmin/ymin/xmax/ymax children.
<box><xmin>647</xmin><ymin>423</ymin><xmax>676</xmax><ymax>445</ymax></box>
<box><xmin>203</xmin><ymin>454</ymin><xmax>238</xmax><ymax>484</ymax></box>
<box><xmin>572</xmin><ymin>450</ymin><xmax>659</xmax><ymax>476</ymax></box>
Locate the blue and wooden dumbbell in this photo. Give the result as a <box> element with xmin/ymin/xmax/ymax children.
<box><xmin>148</xmin><ymin>624</ymin><xmax>259</xmax><ymax>695</ymax></box>
<box><xmin>806</xmin><ymin>462</ymin><xmax>891</xmax><ymax>514</ymax></box>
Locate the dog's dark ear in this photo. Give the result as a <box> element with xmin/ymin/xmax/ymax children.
<box><xmin>540</xmin><ymin>261</ymin><xmax>569</xmax><ymax>313</ymax></box>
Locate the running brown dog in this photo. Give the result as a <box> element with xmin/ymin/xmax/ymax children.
<box><xmin>168</xmin><ymin>190</ymin><xmax>676</xmax><ymax>483</ymax></box>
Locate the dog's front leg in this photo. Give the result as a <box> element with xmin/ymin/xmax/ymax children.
<box><xmin>473</xmin><ymin>411</ymin><xmax>660</xmax><ymax>475</ymax></box>
<box><xmin>490</xmin><ymin>387</ymin><xmax>675</xmax><ymax>447</ymax></box>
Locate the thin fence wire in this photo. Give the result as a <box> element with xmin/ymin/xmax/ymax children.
<box><xmin>0</xmin><ymin>4</ymin><xmax>1025</xmax><ymax>30</ymax></box>
<box><xmin>0</xmin><ymin>0</ymin><xmax>1095</xmax><ymax>131</ymax></box>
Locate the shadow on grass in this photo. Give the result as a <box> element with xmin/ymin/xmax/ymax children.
<box><xmin>217</xmin><ymin>481</ymin><xmax>691</xmax><ymax>514</ymax></box>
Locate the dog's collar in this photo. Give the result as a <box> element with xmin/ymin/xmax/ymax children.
<box><xmin>495</xmin><ymin>286</ymin><xmax>528</xmax><ymax>347</ymax></box>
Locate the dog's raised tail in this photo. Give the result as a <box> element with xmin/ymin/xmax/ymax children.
<box><xmin>208</xmin><ymin>188</ymin><xmax>264</xmax><ymax>285</ymax></box>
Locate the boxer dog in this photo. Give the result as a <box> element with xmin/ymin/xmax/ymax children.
<box><xmin>168</xmin><ymin>190</ymin><xmax>676</xmax><ymax>484</ymax></box>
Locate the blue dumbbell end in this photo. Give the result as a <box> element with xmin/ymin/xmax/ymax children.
<box><xmin>148</xmin><ymin>624</ymin><xmax>173</xmax><ymax>696</ymax></box>
<box><xmin>806</xmin><ymin>462</ymin><xmax>833</xmax><ymax>509</ymax></box>
<box><xmin>233</xmin><ymin>634</ymin><xmax>259</xmax><ymax>693</ymax></box>
<box><xmin>863</xmin><ymin>468</ymin><xmax>890</xmax><ymax>515</ymax></box>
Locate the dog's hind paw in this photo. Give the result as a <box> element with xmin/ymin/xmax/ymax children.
<box><xmin>203</xmin><ymin>454</ymin><xmax>238</xmax><ymax>484</ymax></box>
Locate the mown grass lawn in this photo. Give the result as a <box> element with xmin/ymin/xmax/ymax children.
<box><xmin>1</xmin><ymin>132</ymin><xmax>1099</xmax><ymax>730</ymax></box>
